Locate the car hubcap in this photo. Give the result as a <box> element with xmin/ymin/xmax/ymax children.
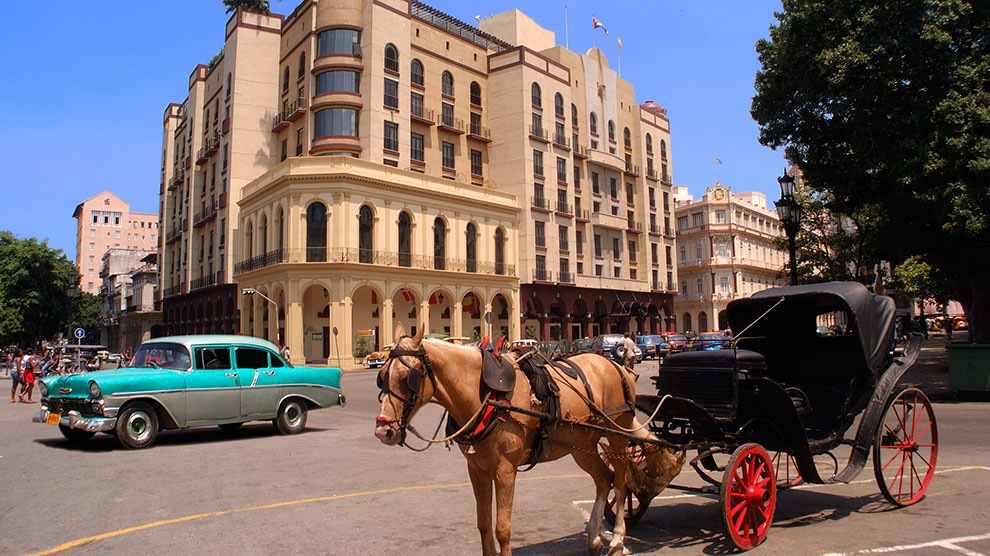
<box><xmin>128</xmin><ymin>412</ymin><xmax>151</xmax><ymax>440</ymax></box>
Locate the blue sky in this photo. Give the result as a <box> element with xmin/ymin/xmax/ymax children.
<box><xmin>0</xmin><ymin>0</ymin><xmax>787</xmax><ymax>261</ymax></box>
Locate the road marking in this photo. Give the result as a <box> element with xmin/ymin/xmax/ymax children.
<box><xmin>820</xmin><ymin>532</ymin><xmax>990</xmax><ymax>556</ymax></box>
<box><xmin>23</xmin><ymin>473</ymin><xmax>586</xmax><ymax>556</ymax></box>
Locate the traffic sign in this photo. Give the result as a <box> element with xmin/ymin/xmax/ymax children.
<box><xmin>74</xmin><ymin>327</ymin><xmax>86</xmax><ymax>339</ymax></box>
<box><xmin>484</xmin><ymin>311</ymin><xmax>494</xmax><ymax>324</ymax></box>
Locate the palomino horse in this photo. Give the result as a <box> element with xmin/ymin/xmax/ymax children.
<box><xmin>374</xmin><ymin>323</ymin><xmax>643</xmax><ymax>556</ymax></box>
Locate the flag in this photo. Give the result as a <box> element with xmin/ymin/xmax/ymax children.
<box><xmin>715</xmin><ymin>158</ymin><xmax>723</xmax><ymax>164</ymax></box>
<box><xmin>617</xmin><ymin>37</ymin><xmax>622</xmax><ymax>50</ymax></box>
<box><xmin>593</xmin><ymin>17</ymin><xmax>608</xmax><ymax>35</ymax></box>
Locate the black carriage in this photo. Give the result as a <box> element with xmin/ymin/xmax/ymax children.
<box><xmin>623</xmin><ymin>282</ymin><xmax>937</xmax><ymax>550</ymax></box>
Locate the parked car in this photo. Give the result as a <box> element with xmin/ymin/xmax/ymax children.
<box><xmin>366</xmin><ymin>344</ymin><xmax>393</xmax><ymax>368</ymax></box>
<box><xmin>683</xmin><ymin>332</ymin><xmax>704</xmax><ymax>351</ymax></box>
<box><xmin>590</xmin><ymin>334</ymin><xmax>643</xmax><ymax>363</ymax></box>
<box><xmin>697</xmin><ymin>332</ymin><xmax>729</xmax><ymax>350</ymax></box>
<box><xmin>659</xmin><ymin>333</ymin><xmax>688</xmax><ymax>354</ymax></box>
<box><xmin>32</xmin><ymin>335</ymin><xmax>345</xmax><ymax>449</ymax></box>
<box><xmin>573</xmin><ymin>338</ymin><xmax>595</xmax><ymax>353</ymax></box>
<box><xmin>508</xmin><ymin>339</ymin><xmax>538</xmax><ymax>352</ymax></box>
<box><xmin>635</xmin><ymin>335</ymin><xmax>669</xmax><ymax>360</ymax></box>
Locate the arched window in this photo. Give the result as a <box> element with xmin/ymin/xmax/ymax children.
<box><xmin>433</xmin><ymin>217</ymin><xmax>446</xmax><ymax>270</ymax></box>
<box><xmin>306</xmin><ymin>203</ymin><xmax>327</xmax><ymax>262</ymax></box>
<box><xmin>699</xmin><ymin>311</ymin><xmax>709</xmax><ymax>332</ymax></box>
<box><xmin>276</xmin><ymin>208</ymin><xmax>285</xmax><ymax>251</ymax></box>
<box><xmin>465</xmin><ymin>223</ymin><xmax>477</xmax><ymax>273</ymax></box>
<box><xmin>410</xmin><ymin>59</ymin><xmax>424</xmax><ymax>86</ymax></box>
<box><xmin>297</xmin><ymin>52</ymin><xmax>306</xmax><ymax>79</ymax></box>
<box><xmin>384</xmin><ymin>43</ymin><xmax>399</xmax><ymax>73</ymax></box>
<box><xmin>623</xmin><ymin>127</ymin><xmax>631</xmax><ymax>148</ymax></box>
<box><xmin>398</xmin><ymin>212</ymin><xmax>411</xmax><ymax>267</ymax></box>
<box><xmin>590</xmin><ymin>113</ymin><xmax>598</xmax><ymax>134</ymax></box>
<box><xmin>571</xmin><ymin>104</ymin><xmax>578</xmax><ymax>126</ymax></box>
<box><xmin>494</xmin><ymin>228</ymin><xmax>505</xmax><ymax>275</ymax></box>
<box><xmin>282</xmin><ymin>67</ymin><xmax>289</xmax><ymax>92</ymax></box>
<box><xmin>441</xmin><ymin>71</ymin><xmax>454</xmax><ymax>96</ymax></box>
<box><xmin>531</xmin><ymin>82</ymin><xmax>541</xmax><ymax>108</ymax></box>
<box><xmin>261</xmin><ymin>215</ymin><xmax>268</xmax><ymax>254</ymax></box>
<box><xmin>470</xmin><ymin>81</ymin><xmax>481</xmax><ymax>106</ymax></box>
<box><xmin>554</xmin><ymin>93</ymin><xmax>564</xmax><ymax>118</ymax></box>
<box><xmin>646</xmin><ymin>133</ymin><xmax>653</xmax><ymax>154</ymax></box>
<box><xmin>608</xmin><ymin>120</ymin><xmax>615</xmax><ymax>142</ymax></box>
<box><xmin>683</xmin><ymin>312</ymin><xmax>692</xmax><ymax>333</ymax></box>
<box><xmin>660</xmin><ymin>139</ymin><xmax>668</xmax><ymax>159</ymax></box>
<box><xmin>225</xmin><ymin>73</ymin><xmax>232</xmax><ymax>98</ymax></box>
<box><xmin>359</xmin><ymin>205</ymin><xmax>374</xmax><ymax>263</ymax></box>
<box><xmin>244</xmin><ymin>221</ymin><xmax>253</xmax><ymax>259</ymax></box>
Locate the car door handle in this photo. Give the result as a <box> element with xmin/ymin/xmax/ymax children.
<box><xmin>263</xmin><ymin>371</ymin><xmax>275</xmax><ymax>376</ymax></box>
<box><xmin>225</xmin><ymin>373</ymin><xmax>237</xmax><ymax>378</ymax></box>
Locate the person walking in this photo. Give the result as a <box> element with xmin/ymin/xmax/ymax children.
<box><xmin>10</xmin><ymin>349</ymin><xmax>23</xmax><ymax>403</ymax></box>
<box><xmin>279</xmin><ymin>342</ymin><xmax>291</xmax><ymax>363</ymax></box>
<box><xmin>621</xmin><ymin>332</ymin><xmax>639</xmax><ymax>380</ymax></box>
<box><xmin>19</xmin><ymin>350</ymin><xmax>37</xmax><ymax>403</ymax></box>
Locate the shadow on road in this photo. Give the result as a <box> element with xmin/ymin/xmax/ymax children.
<box><xmin>33</xmin><ymin>422</ymin><xmax>331</xmax><ymax>451</ymax></box>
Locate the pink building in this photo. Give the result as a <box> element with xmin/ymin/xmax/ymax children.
<box><xmin>72</xmin><ymin>191</ymin><xmax>159</xmax><ymax>295</ymax></box>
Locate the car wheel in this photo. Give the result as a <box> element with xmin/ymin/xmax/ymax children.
<box><xmin>274</xmin><ymin>399</ymin><xmax>308</xmax><ymax>435</ymax></box>
<box><xmin>219</xmin><ymin>422</ymin><xmax>243</xmax><ymax>432</ymax></box>
<box><xmin>614</xmin><ymin>345</ymin><xmax>627</xmax><ymax>359</ymax></box>
<box><xmin>115</xmin><ymin>401</ymin><xmax>159</xmax><ymax>449</ymax></box>
<box><xmin>59</xmin><ymin>425</ymin><xmax>95</xmax><ymax>443</ymax></box>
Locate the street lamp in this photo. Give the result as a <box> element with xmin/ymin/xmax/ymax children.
<box><xmin>242</xmin><ymin>288</ymin><xmax>281</xmax><ymax>345</ymax></box>
<box><xmin>774</xmin><ymin>169</ymin><xmax>801</xmax><ymax>286</ymax></box>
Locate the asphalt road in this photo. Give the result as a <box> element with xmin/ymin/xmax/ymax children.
<box><xmin>1</xmin><ymin>354</ymin><xmax>988</xmax><ymax>556</ymax></box>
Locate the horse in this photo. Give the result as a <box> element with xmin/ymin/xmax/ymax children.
<box><xmin>374</xmin><ymin>323</ymin><xmax>645</xmax><ymax>556</ymax></box>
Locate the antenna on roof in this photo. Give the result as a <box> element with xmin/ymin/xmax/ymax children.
<box><xmin>474</xmin><ymin>15</ymin><xmax>481</xmax><ymax>25</ymax></box>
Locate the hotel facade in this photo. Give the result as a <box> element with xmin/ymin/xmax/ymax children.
<box><xmin>159</xmin><ymin>0</ymin><xmax>678</xmax><ymax>364</ymax></box>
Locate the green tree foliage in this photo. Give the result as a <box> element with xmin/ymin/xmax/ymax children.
<box><xmin>0</xmin><ymin>231</ymin><xmax>79</xmax><ymax>346</ymax></box>
<box><xmin>72</xmin><ymin>291</ymin><xmax>102</xmax><ymax>344</ymax></box>
<box><xmin>223</xmin><ymin>0</ymin><xmax>271</xmax><ymax>14</ymax></box>
<box><xmin>752</xmin><ymin>0</ymin><xmax>990</xmax><ymax>341</ymax></box>
<box><xmin>892</xmin><ymin>256</ymin><xmax>953</xmax><ymax>310</ymax></box>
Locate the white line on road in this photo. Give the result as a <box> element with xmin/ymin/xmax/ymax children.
<box><xmin>821</xmin><ymin>532</ymin><xmax>990</xmax><ymax>556</ymax></box>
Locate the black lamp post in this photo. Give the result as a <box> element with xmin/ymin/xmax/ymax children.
<box><xmin>775</xmin><ymin>170</ymin><xmax>801</xmax><ymax>286</ymax></box>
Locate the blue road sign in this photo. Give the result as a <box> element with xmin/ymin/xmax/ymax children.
<box><xmin>74</xmin><ymin>327</ymin><xmax>86</xmax><ymax>339</ymax></box>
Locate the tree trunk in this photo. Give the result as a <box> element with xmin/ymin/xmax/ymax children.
<box><xmin>956</xmin><ymin>274</ymin><xmax>990</xmax><ymax>344</ymax></box>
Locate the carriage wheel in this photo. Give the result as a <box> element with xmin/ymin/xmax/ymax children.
<box><xmin>600</xmin><ymin>442</ymin><xmax>651</xmax><ymax>526</ymax></box>
<box><xmin>770</xmin><ymin>452</ymin><xmax>802</xmax><ymax>489</ymax></box>
<box><xmin>873</xmin><ymin>387</ymin><xmax>938</xmax><ymax>507</ymax></box>
<box><xmin>720</xmin><ymin>443</ymin><xmax>776</xmax><ymax>551</ymax></box>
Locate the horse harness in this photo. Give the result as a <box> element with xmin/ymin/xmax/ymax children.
<box><xmin>375</xmin><ymin>338</ymin><xmax>438</xmax><ymax>446</ymax></box>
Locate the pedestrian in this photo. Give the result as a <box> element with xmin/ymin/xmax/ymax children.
<box><xmin>10</xmin><ymin>349</ymin><xmax>23</xmax><ymax>403</ymax></box>
<box><xmin>621</xmin><ymin>332</ymin><xmax>639</xmax><ymax>380</ymax></box>
<box><xmin>280</xmin><ymin>342</ymin><xmax>291</xmax><ymax>363</ymax></box>
<box><xmin>945</xmin><ymin>320</ymin><xmax>953</xmax><ymax>341</ymax></box>
<box><xmin>19</xmin><ymin>350</ymin><xmax>37</xmax><ymax>403</ymax></box>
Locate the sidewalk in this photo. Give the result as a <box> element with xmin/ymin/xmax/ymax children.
<box><xmin>898</xmin><ymin>331</ymin><xmax>974</xmax><ymax>402</ymax></box>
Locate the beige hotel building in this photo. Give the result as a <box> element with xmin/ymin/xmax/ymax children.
<box><xmin>672</xmin><ymin>182</ymin><xmax>786</xmax><ymax>332</ymax></box>
<box><xmin>159</xmin><ymin>0</ymin><xmax>677</xmax><ymax>364</ymax></box>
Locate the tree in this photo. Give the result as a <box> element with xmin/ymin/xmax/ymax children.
<box><xmin>752</xmin><ymin>0</ymin><xmax>990</xmax><ymax>341</ymax></box>
<box><xmin>892</xmin><ymin>255</ymin><xmax>953</xmax><ymax>314</ymax></box>
<box><xmin>72</xmin><ymin>291</ymin><xmax>102</xmax><ymax>344</ymax></box>
<box><xmin>223</xmin><ymin>0</ymin><xmax>271</xmax><ymax>13</ymax></box>
<box><xmin>0</xmin><ymin>231</ymin><xmax>80</xmax><ymax>346</ymax></box>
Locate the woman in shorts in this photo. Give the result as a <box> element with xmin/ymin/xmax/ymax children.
<box><xmin>10</xmin><ymin>349</ymin><xmax>23</xmax><ymax>402</ymax></box>
<box><xmin>19</xmin><ymin>351</ymin><xmax>36</xmax><ymax>403</ymax></box>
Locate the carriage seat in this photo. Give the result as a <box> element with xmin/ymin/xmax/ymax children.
<box><xmin>781</xmin><ymin>335</ymin><xmax>863</xmax><ymax>440</ymax></box>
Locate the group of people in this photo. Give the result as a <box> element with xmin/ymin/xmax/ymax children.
<box><xmin>6</xmin><ymin>348</ymin><xmax>48</xmax><ymax>404</ymax></box>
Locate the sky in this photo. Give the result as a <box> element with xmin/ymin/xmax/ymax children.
<box><xmin>0</xmin><ymin>0</ymin><xmax>787</xmax><ymax>262</ymax></box>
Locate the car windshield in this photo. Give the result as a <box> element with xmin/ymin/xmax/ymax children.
<box><xmin>130</xmin><ymin>342</ymin><xmax>191</xmax><ymax>370</ymax></box>
<box><xmin>667</xmin><ymin>334</ymin><xmax>687</xmax><ymax>341</ymax></box>
<box><xmin>701</xmin><ymin>334</ymin><xmax>723</xmax><ymax>341</ymax></box>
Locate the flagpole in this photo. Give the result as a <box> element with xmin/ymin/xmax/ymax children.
<box><xmin>591</xmin><ymin>15</ymin><xmax>596</xmax><ymax>51</ymax></box>
<box><xmin>617</xmin><ymin>38</ymin><xmax>622</xmax><ymax>78</ymax></box>
<box><xmin>565</xmin><ymin>5</ymin><xmax>569</xmax><ymax>50</ymax></box>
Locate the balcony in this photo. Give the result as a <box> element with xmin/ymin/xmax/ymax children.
<box><xmin>530</xmin><ymin>196</ymin><xmax>552</xmax><ymax>212</ymax></box>
<box><xmin>437</xmin><ymin>114</ymin><xmax>464</xmax><ymax>134</ymax></box>
<box><xmin>410</xmin><ymin>107</ymin><xmax>435</xmax><ymax>126</ymax></box>
<box><xmin>221</xmin><ymin>117</ymin><xmax>231</xmax><ymax>135</ymax></box>
<box><xmin>662</xmin><ymin>172</ymin><xmax>672</xmax><ymax>184</ymax></box>
<box><xmin>165</xmin><ymin>227</ymin><xmax>182</xmax><ymax>245</ymax></box>
<box><xmin>624</xmin><ymin>163</ymin><xmax>641</xmax><ymax>177</ymax></box>
<box><xmin>555</xmin><ymin>201</ymin><xmax>572</xmax><ymax>215</ymax></box>
<box><xmin>528</xmin><ymin>125</ymin><xmax>549</xmax><ymax>143</ymax></box>
<box><xmin>234</xmin><ymin>249</ymin><xmax>286</xmax><ymax>274</ymax></box>
<box><xmin>272</xmin><ymin>98</ymin><xmax>307</xmax><ymax>132</ymax></box>
<box><xmin>532</xmin><ymin>268</ymin><xmax>553</xmax><ymax>283</ymax></box>
<box><xmin>467</xmin><ymin>123</ymin><xmax>491</xmax><ymax>143</ymax></box>
<box><xmin>234</xmin><ymin>248</ymin><xmax>517</xmax><ymax>277</ymax></box>
<box><xmin>167</xmin><ymin>174</ymin><xmax>182</xmax><ymax>191</ymax></box>
<box><xmin>575</xmin><ymin>208</ymin><xmax>591</xmax><ymax>222</ymax></box>
<box><xmin>573</xmin><ymin>144</ymin><xmax>588</xmax><ymax>159</ymax></box>
<box><xmin>193</xmin><ymin>202</ymin><xmax>219</xmax><ymax>228</ymax></box>
<box><xmin>196</xmin><ymin>134</ymin><xmax>220</xmax><ymax>164</ymax></box>
<box><xmin>162</xmin><ymin>285</ymin><xmax>181</xmax><ymax>298</ymax></box>
<box><xmin>646</xmin><ymin>168</ymin><xmax>659</xmax><ymax>181</ymax></box>
<box><xmin>190</xmin><ymin>272</ymin><xmax>218</xmax><ymax>291</ymax></box>
<box><xmin>552</xmin><ymin>134</ymin><xmax>570</xmax><ymax>150</ymax></box>
<box><xmin>558</xmin><ymin>271</ymin><xmax>574</xmax><ymax>284</ymax></box>
<box><xmin>650</xmin><ymin>223</ymin><xmax>661</xmax><ymax>236</ymax></box>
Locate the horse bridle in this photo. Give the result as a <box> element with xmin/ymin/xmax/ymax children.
<box><xmin>375</xmin><ymin>337</ymin><xmax>437</xmax><ymax>446</ymax></box>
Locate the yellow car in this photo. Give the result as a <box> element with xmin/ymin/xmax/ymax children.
<box><xmin>366</xmin><ymin>345</ymin><xmax>393</xmax><ymax>368</ymax></box>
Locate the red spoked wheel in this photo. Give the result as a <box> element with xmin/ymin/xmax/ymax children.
<box><xmin>720</xmin><ymin>443</ymin><xmax>776</xmax><ymax>551</ymax></box>
<box><xmin>770</xmin><ymin>451</ymin><xmax>802</xmax><ymax>489</ymax></box>
<box><xmin>873</xmin><ymin>387</ymin><xmax>938</xmax><ymax>507</ymax></box>
<box><xmin>600</xmin><ymin>442</ymin><xmax>651</xmax><ymax>526</ymax></box>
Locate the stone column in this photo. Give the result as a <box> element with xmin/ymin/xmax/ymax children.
<box><xmin>381</xmin><ymin>297</ymin><xmax>394</xmax><ymax>346</ymax></box>
<box><xmin>452</xmin><ymin>301</ymin><xmax>463</xmax><ymax>339</ymax></box>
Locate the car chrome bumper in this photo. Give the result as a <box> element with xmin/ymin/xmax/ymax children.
<box><xmin>32</xmin><ymin>409</ymin><xmax>117</xmax><ymax>432</ymax></box>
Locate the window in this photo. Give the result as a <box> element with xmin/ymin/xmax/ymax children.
<box><xmin>384</xmin><ymin>43</ymin><xmax>399</xmax><ymax>72</ymax></box>
<box><xmin>314</xmin><ymin>108</ymin><xmax>358</xmax><ymax>137</ymax></box>
<box><xmin>626</xmin><ymin>181</ymin><xmax>633</xmax><ymax>201</ymax></box>
<box><xmin>296</xmin><ymin>128</ymin><xmax>304</xmax><ymax>155</ymax></box>
<box><xmin>280</xmin><ymin>139</ymin><xmax>287</xmax><ymax>162</ymax></box>
<box><xmin>441</xmin><ymin>71</ymin><xmax>454</xmax><ymax>96</ymax></box>
<box><xmin>660</xmin><ymin>139</ymin><xmax>667</xmax><ymax>158</ymax></box>
<box><xmin>574</xmin><ymin>165</ymin><xmax>581</xmax><ymax>188</ymax></box>
<box><xmin>91</xmin><ymin>211</ymin><xmax>99</xmax><ymax>224</ymax></box>
<box><xmin>629</xmin><ymin>240</ymin><xmax>637</xmax><ymax>262</ymax></box>
<box><xmin>535</xmin><ymin>221</ymin><xmax>545</xmax><ymax>247</ymax></box>
<box><xmin>195</xmin><ymin>347</ymin><xmax>232</xmax><ymax>370</ymax></box>
<box><xmin>531</xmin><ymin>113</ymin><xmax>542</xmax><ymax>135</ymax></box>
<box><xmin>555</xmin><ymin>121</ymin><xmax>565</xmax><ymax>144</ymax></box>
<box><xmin>470</xmin><ymin>149</ymin><xmax>482</xmax><ymax>176</ymax></box>
<box><xmin>608</xmin><ymin>120</ymin><xmax>615</xmax><ymax>143</ymax></box>
<box><xmin>531</xmin><ymin>82</ymin><xmax>541</xmax><ymax>107</ymax></box>
<box><xmin>623</xmin><ymin>127</ymin><xmax>631</xmax><ymax>148</ymax></box>
<box><xmin>384</xmin><ymin>78</ymin><xmax>398</xmax><ymax>108</ymax></box>
<box><xmin>470</xmin><ymin>81</ymin><xmax>481</xmax><ymax>106</ymax></box>
<box><xmin>571</xmin><ymin>104</ymin><xmax>578</xmax><ymax>125</ymax></box>
<box><xmin>282</xmin><ymin>67</ymin><xmax>290</xmax><ymax>92</ymax></box>
<box><xmin>89</xmin><ymin>229</ymin><xmax>95</xmax><ymax>237</ymax></box>
<box><xmin>235</xmin><ymin>347</ymin><xmax>270</xmax><ymax>369</ymax></box>
<box><xmin>594</xmin><ymin>234</ymin><xmax>602</xmax><ymax>257</ymax></box>
<box><xmin>306</xmin><ymin>202</ymin><xmax>327</xmax><ymax>262</ymax></box>
<box><xmin>715</xmin><ymin>210</ymin><xmax>726</xmax><ymax>224</ymax></box>
<box><xmin>590</xmin><ymin>113</ymin><xmax>598</xmax><ymax>134</ymax></box>
<box><xmin>646</xmin><ymin>133</ymin><xmax>653</xmax><ymax>154</ymax></box>
<box><xmin>559</xmin><ymin>225</ymin><xmax>568</xmax><ymax>251</ymax></box>
<box><xmin>317</xmin><ymin>29</ymin><xmax>360</xmax><ymax>56</ymax></box>
<box><xmin>556</xmin><ymin>157</ymin><xmax>566</xmax><ymax>182</ymax></box>
<box><xmin>554</xmin><ymin>92</ymin><xmax>564</xmax><ymax>118</ymax></box>
<box><xmin>442</xmin><ymin>141</ymin><xmax>455</xmax><ymax>169</ymax></box>
<box><xmin>398</xmin><ymin>212</ymin><xmax>411</xmax><ymax>267</ymax></box>
<box><xmin>410</xmin><ymin>59</ymin><xmax>424</xmax><ymax>86</ymax></box>
<box><xmin>560</xmin><ymin>258</ymin><xmax>570</xmax><ymax>280</ymax></box>
<box><xmin>470</xmin><ymin>112</ymin><xmax>482</xmax><ymax>135</ymax></box>
<box><xmin>383</xmin><ymin>121</ymin><xmax>398</xmax><ymax>152</ymax></box>
<box><xmin>359</xmin><ymin>205</ymin><xmax>374</xmax><ymax>263</ymax></box>
<box><xmin>536</xmin><ymin>255</ymin><xmax>547</xmax><ymax>280</ymax></box>
<box><xmin>576</xmin><ymin>230</ymin><xmax>584</xmax><ymax>254</ymax></box>
<box><xmin>591</xmin><ymin>172</ymin><xmax>600</xmax><ymax>194</ymax></box>
<box><xmin>411</xmin><ymin>92</ymin><xmax>424</xmax><ymax>117</ymax></box>
<box><xmin>494</xmin><ymin>228</ymin><xmax>505</xmax><ymax>274</ymax></box>
<box><xmin>315</xmin><ymin>71</ymin><xmax>359</xmax><ymax>94</ymax></box>
<box><xmin>465</xmin><ymin>223</ymin><xmax>477</xmax><ymax>272</ymax></box>
<box><xmin>441</xmin><ymin>102</ymin><xmax>454</xmax><ymax>126</ymax></box>
<box><xmin>276</xmin><ymin>208</ymin><xmax>285</xmax><ymax>250</ymax></box>
<box><xmin>298</xmin><ymin>52</ymin><xmax>306</xmax><ymax>78</ymax></box>
<box><xmin>433</xmin><ymin>217</ymin><xmax>446</xmax><ymax>269</ymax></box>
<box><xmin>609</xmin><ymin>178</ymin><xmax>618</xmax><ymax>199</ymax></box>
<box><xmin>410</xmin><ymin>132</ymin><xmax>424</xmax><ymax>162</ymax></box>
<box><xmin>226</xmin><ymin>73</ymin><xmax>232</xmax><ymax>98</ymax></box>
<box><xmin>533</xmin><ymin>150</ymin><xmax>543</xmax><ymax>176</ymax></box>
<box><xmin>695</xmin><ymin>242</ymin><xmax>703</xmax><ymax>259</ymax></box>
<box><xmin>692</xmin><ymin>213</ymin><xmax>703</xmax><ymax>227</ymax></box>
<box><xmin>651</xmin><ymin>243</ymin><xmax>658</xmax><ymax>264</ymax></box>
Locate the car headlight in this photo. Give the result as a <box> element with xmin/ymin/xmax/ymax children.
<box><xmin>39</xmin><ymin>382</ymin><xmax>48</xmax><ymax>397</ymax></box>
<box><xmin>89</xmin><ymin>381</ymin><xmax>101</xmax><ymax>399</ymax></box>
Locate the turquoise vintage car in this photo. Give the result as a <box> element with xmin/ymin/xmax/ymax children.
<box><xmin>33</xmin><ymin>335</ymin><xmax>345</xmax><ymax>449</ymax></box>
